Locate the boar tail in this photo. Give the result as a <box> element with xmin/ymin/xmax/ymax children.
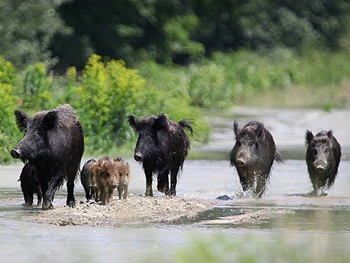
<box><xmin>274</xmin><ymin>152</ymin><xmax>283</xmax><ymax>163</ymax></box>
<box><xmin>179</xmin><ymin>119</ymin><xmax>194</xmax><ymax>136</ymax></box>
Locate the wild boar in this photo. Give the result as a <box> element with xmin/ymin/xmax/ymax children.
<box><xmin>230</xmin><ymin>120</ymin><xmax>282</xmax><ymax>198</ymax></box>
<box><xmin>113</xmin><ymin>157</ymin><xmax>130</xmax><ymax>199</ymax></box>
<box><xmin>80</xmin><ymin>158</ymin><xmax>97</xmax><ymax>201</ymax></box>
<box><xmin>11</xmin><ymin>104</ymin><xmax>84</xmax><ymax>209</ymax></box>
<box><xmin>128</xmin><ymin>113</ymin><xmax>193</xmax><ymax>197</ymax></box>
<box><xmin>91</xmin><ymin>156</ymin><xmax>119</xmax><ymax>204</ymax></box>
<box><xmin>18</xmin><ymin>163</ymin><xmax>42</xmax><ymax>207</ymax></box>
<box><xmin>306</xmin><ymin>130</ymin><xmax>341</xmax><ymax>196</ymax></box>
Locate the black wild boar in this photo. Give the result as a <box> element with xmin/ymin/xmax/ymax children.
<box><xmin>113</xmin><ymin>157</ymin><xmax>131</xmax><ymax>200</ymax></box>
<box><xmin>305</xmin><ymin>130</ymin><xmax>341</xmax><ymax>196</ymax></box>
<box><xmin>128</xmin><ymin>113</ymin><xmax>193</xmax><ymax>197</ymax></box>
<box><xmin>91</xmin><ymin>156</ymin><xmax>119</xmax><ymax>204</ymax></box>
<box><xmin>230</xmin><ymin>120</ymin><xmax>282</xmax><ymax>198</ymax></box>
<box><xmin>11</xmin><ymin>104</ymin><xmax>84</xmax><ymax>209</ymax></box>
<box><xmin>18</xmin><ymin>163</ymin><xmax>42</xmax><ymax>207</ymax></box>
<box><xmin>80</xmin><ymin>158</ymin><xmax>97</xmax><ymax>201</ymax></box>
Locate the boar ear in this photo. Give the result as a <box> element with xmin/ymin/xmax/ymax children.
<box><xmin>14</xmin><ymin>110</ymin><xmax>30</xmax><ymax>132</ymax></box>
<box><xmin>128</xmin><ymin>116</ymin><xmax>140</xmax><ymax>132</ymax></box>
<box><xmin>327</xmin><ymin>130</ymin><xmax>333</xmax><ymax>139</ymax></box>
<box><xmin>257</xmin><ymin>122</ymin><xmax>265</xmax><ymax>139</ymax></box>
<box><xmin>42</xmin><ymin>111</ymin><xmax>57</xmax><ymax>130</ymax></box>
<box><xmin>154</xmin><ymin>114</ymin><xmax>169</xmax><ymax>131</ymax></box>
<box><xmin>305</xmin><ymin>130</ymin><xmax>314</xmax><ymax>145</ymax></box>
<box><xmin>233</xmin><ymin>121</ymin><xmax>241</xmax><ymax>137</ymax></box>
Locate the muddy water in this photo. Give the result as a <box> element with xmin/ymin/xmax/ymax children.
<box><xmin>1</xmin><ymin>107</ymin><xmax>350</xmax><ymax>262</ymax></box>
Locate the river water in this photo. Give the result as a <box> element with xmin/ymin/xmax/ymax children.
<box><xmin>1</xmin><ymin>107</ymin><xmax>350</xmax><ymax>262</ymax></box>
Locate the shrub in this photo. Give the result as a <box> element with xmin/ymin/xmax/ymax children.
<box><xmin>0</xmin><ymin>83</ymin><xmax>20</xmax><ymax>163</ymax></box>
<box><xmin>74</xmin><ymin>54</ymin><xmax>148</xmax><ymax>152</ymax></box>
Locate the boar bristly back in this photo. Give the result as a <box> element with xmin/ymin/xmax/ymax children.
<box><xmin>11</xmin><ymin>104</ymin><xmax>84</xmax><ymax>209</ymax></box>
<box><xmin>128</xmin><ymin>113</ymin><xmax>192</xmax><ymax>197</ymax></box>
<box><xmin>230</xmin><ymin>120</ymin><xmax>281</xmax><ymax>198</ymax></box>
<box><xmin>305</xmin><ymin>129</ymin><xmax>341</xmax><ymax>195</ymax></box>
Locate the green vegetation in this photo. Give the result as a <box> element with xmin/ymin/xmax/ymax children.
<box><xmin>1</xmin><ymin>1</ymin><xmax>350</xmax><ymax>163</ymax></box>
<box><xmin>0</xmin><ymin>54</ymin><xmax>210</xmax><ymax>163</ymax></box>
<box><xmin>1</xmin><ymin>1</ymin><xmax>349</xmax><ymax>69</ymax></box>
<box><xmin>2</xmin><ymin>45</ymin><xmax>350</xmax><ymax>163</ymax></box>
<box><xmin>147</xmin><ymin>232</ymin><xmax>350</xmax><ymax>263</ymax></box>
<box><xmin>138</xmin><ymin>48</ymin><xmax>350</xmax><ymax>110</ymax></box>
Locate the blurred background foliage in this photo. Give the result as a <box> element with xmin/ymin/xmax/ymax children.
<box><xmin>1</xmin><ymin>0</ymin><xmax>350</xmax><ymax>162</ymax></box>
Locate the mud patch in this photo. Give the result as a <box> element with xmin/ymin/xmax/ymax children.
<box><xmin>22</xmin><ymin>195</ymin><xmax>218</xmax><ymax>227</ymax></box>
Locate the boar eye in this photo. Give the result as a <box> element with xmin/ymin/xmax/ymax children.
<box><xmin>119</xmin><ymin>172</ymin><xmax>122</xmax><ymax>177</ymax></box>
<box><xmin>312</xmin><ymin>148</ymin><xmax>318</xmax><ymax>155</ymax></box>
<box><xmin>324</xmin><ymin>148</ymin><xmax>329</xmax><ymax>154</ymax></box>
<box><xmin>104</xmin><ymin>172</ymin><xmax>110</xmax><ymax>177</ymax></box>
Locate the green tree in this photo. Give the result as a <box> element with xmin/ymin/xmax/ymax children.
<box><xmin>0</xmin><ymin>0</ymin><xmax>71</xmax><ymax>70</ymax></box>
<box><xmin>55</xmin><ymin>0</ymin><xmax>350</xmax><ymax>67</ymax></box>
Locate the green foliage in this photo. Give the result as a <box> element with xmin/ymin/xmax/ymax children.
<box><xmin>54</xmin><ymin>0</ymin><xmax>350</xmax><ymax>68</ymax></box>
<box><xmin>0</xmin><ymin>58</ymin><xmax>21</xmax><ymax>163</ymax></box>
<box><xmin>0</xmin><ymin>83</ymin><xmax>20</xmax><ymax>164</ymax></box>
<box><xmin>136</xmin><ymin>60</ymin><xmax>211</xmax><ymax>143</ymax></box>
<box><xmin>139</xmin><ymin>48</ymin><xmax>350</xmax><ymax>109</ymax></box>
<box><xmin>73</xmin><ymin>54</ymin><xmax>148</xmax><ymax>152</ymax></box>
<box><xmin>0</xmin><ymin>0</ymin><xmax>71</xmax><ymax>70</ymax></box>
<box><xmin>16</xmin><ymin>63</ymin><xmax>54</xmax><ymax>111</ymax></box>
<box><xmin>2</xmin><ymin>43</ymin><xmax>350</xmax><ymax>164</ymax></box>
<box><xmin>0</xmin><ymin>57</ymin><xmax>17</xmax><ymax>85</ymax></box>
<box><xmin>163</xmin><ymin>14</ymin><xmax>205</xmax><ymax>63</ymax></box>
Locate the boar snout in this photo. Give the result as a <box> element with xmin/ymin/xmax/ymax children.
<box><xmin>109</xmin><ymin>182</ymin><xmax>117</xmax><ymax>189</ymax></box>
<box><xmin>236</xmin><ymin>158</ymin><xmax>246</xmax><ymax>167</ymax></box>
<box><xmin>11</xmin><ymin>149</ymin><xmax>21</xmax><ymax>159</ymax></box>
<box><xmin>134</xmin><ymin>152</ymin><xmax>143</xmax><ymax>162</ymax></box>
<box><xmin>315</xmin><ymin>164</ymin><xmax>326</xmax><ymax>173</ymax></box>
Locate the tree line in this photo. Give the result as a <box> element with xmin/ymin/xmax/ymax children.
<box><xmin>1</xmin><ymin>0</ymin><xmax>349</xmax><ymax>70</ymax></box>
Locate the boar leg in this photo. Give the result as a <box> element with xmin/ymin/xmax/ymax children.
<box><xmin>167</xmin><ymin>166</ymin><xmax>180</xmax><ymax>196</ymax></box>
<box><xmin>117</xmin><ymin>184</ymin><xmax>122</xmax><ymax>199</ymax></box>
<box><xmin>43</xmin><ymin>171</ymin><xmax>65</xmax><ymax>209</ymax></box>
<box><xmin>36</xmin><ymin>192</ymin><xmax>42</xmax><ymax>207</ymax></box>
<box><xmin>310</xmin><ymin>175</ymin><xmax>319</xmax><ymax>196</ymax></box>
<box><xmin>66</xmin><ymin>180</ymin><xmax>76</xmax><ymax>208</ymax></box>
<box><xmin>100</xmin><ymin>188</ymin><xmax>106</xmax><ymax>205</ymax></box>
<box><xmin>66</xmin><ymin>164</ymin><xmax>79</xmax><ymax>208</ymax></box>
<box><xmin>123</xmin><ymin>185</ymin><xmax>129</xmax><ymax>199</ymax></box>
<box><xmin>144</xmin><ymin>167</ymin><xmax>153</xmax><ymax>197</ymax></box>
<box><xmin>22</xmin><ymin>188</ymin><xmax>31</xmax><ymax>206</ymax></box>
<box><xmin>27</xmin><ymin>193</ymin><xmax>34</xmax><ymax>206</ymax></box>
<box><xmin>157</xmin><ymin>166</ymin><xmax>170</xmax><ymax>194</ymax></box>
<box><xmin>107</xmin><ymin>188</ymin><xmax>114</xmax><ymax>203</ymax></box>
<box><xmin>255</xmin><ymin>174</ymin><xmax>267</xmax><ymax>198</ymax></box>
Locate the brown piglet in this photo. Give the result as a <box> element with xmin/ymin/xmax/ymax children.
<box><xmin>91</xmin><ymin>156</ymin><xmax>119</xmax><ymax>204</ymax></box>
<box><xmin>113</xmin><ymin>157</ymin><xmax>131</xmax><ymax>199</ymax></box>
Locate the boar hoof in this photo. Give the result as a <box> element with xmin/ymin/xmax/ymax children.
<box><xmin>42</xmin><ymin>200</ymin><xmax>54</xmax><ymax>210</ymax></box>
<box><xmin>166</xmin><ymin>189</ymin><xmax>176</xmax><ymax>196</ymax></box>
<box><xmin>67</xmin><ymin>200</ymin><xmax>76</xmax><ymax>208</ymax></box>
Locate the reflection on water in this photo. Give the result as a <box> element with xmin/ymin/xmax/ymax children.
<box><xmin>1</xmin><ymin>107</ymin><xmax>350</xmax><ymax>262</ymax></box>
